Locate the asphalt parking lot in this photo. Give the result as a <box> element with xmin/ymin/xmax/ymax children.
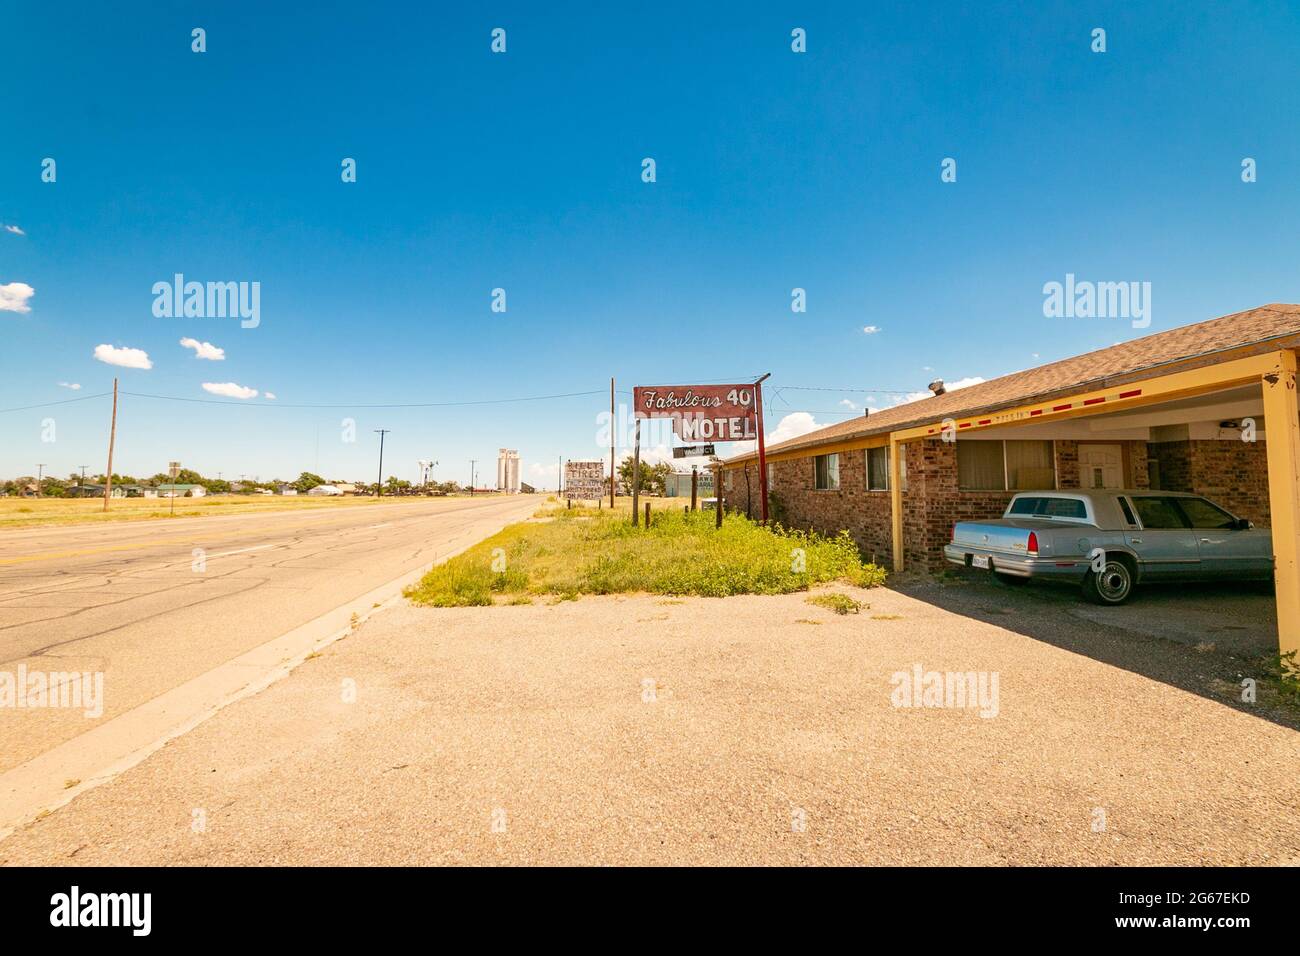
<box><xmin>1</xmin><ymin>576</ymin><xmax>1295</xmax><ymax>866</ymax></box>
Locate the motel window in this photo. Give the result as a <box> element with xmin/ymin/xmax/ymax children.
<box><xmin>813</xmin><ymin>453</ymin><xmax>840</xmax><ymax>490</ymax></box>
<box><xmin>957</xmin><ymin>440</ymin><xmax>1054</xmax><ymax>491</ymax></box>
<box><xmin>865</xmin><ymin>446</ymin><xmax>907</xmax><ymax>491</ymax></box>
<box><xmin>725</xmin><ymin>470</ymin><xmax>734</xmax><ymax>491</ymax></box>
<box><xmin>957</xmin><ymin>442</ymin><xmax>1005</xmax><ymax>490</ymax></box>
<box><xmin>1005</xmin><ymin>440</ymin><xmax>1055</xmax><ymax>490</ymax></box>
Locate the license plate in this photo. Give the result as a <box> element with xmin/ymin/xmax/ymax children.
<box><xmin>971</xmin><ymin>554</ymin><xmax>990</xmax><ymax>570</ymax></box>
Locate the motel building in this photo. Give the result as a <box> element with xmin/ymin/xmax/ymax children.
<box><xmin>720</xmin><ymin>303</ymin><xmax>1300</xmax><ymax>657</ymax></box>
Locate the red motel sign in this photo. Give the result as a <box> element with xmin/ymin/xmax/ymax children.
<box><xmin>632</xmin><ymin>384</ymin><xmax>758</xmax><ymax>441</ymax></box>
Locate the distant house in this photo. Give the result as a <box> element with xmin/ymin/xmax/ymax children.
<box><xmin>75</xmin><ymin>483</ymin><xmax>129</xmax><ymax>499</ymax></box>
<box><xmin>663</xmin><ymin>469</ymin><xmax>714</xmax><ymax>498</ymax></box>
<box><xmin>277</xmin><ymin>485</ymin><xmax>298</xmax><ymax>495</ymax></box>
<box><xmin>334</xmin><ymin>483</ymin><xmax>360</xmax><ymax>495</ymax></box>
<box><xmin>306</xmin><ymin>484</ymin><xmax>342</xmax><ymax>496</ymax></box>
<box><xmin>155</xmin><ymin>483</ymin><xmax>206</xmax><ymax>498</ymax></box>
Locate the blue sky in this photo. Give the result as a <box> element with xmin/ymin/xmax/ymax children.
<box><xmin>4</xmin><ymin>2</ymin><xmax>1300</xmax><ymax>486</ymax></box>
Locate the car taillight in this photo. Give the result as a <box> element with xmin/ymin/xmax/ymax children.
<box><xmin>1027</xmin><ymin>531</ymin><xmax>1039</xmax><ymax>556</ymax></box>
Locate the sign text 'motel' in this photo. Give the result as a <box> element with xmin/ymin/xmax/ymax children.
<box><xmin>632</xmin><ymin>385</ymin><xmax>758</xmax><ymax>441</ymax></box>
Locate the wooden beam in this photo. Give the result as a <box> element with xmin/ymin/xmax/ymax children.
<box><xmin>1261</xmin><ymin>349</ymin><xmax>1300</xmax><ymax>658</ymax></box>
<box><xmin>889</xmin><ymin>437</ymin><xmax>904</xmax><ymax>571</ymax></box>
<box><xmin>890</xmin><ymin>352</ymin><xmax>1281</xmax><ymax>443</ymax></box>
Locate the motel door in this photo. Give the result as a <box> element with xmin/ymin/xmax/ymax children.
<box><xmin>1078</xmin><ymin>444</ymin><xmax>1124</xmax><ymax>489</ymax></box>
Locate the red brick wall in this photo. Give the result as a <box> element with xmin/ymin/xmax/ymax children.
<box><xmin>1150</xmin><ymin>441</ymin><xmax>1191</xmax><ymax>492</ymax></box>
<box><xmin>722</xmin><ymin>435</ymin><xmax>1266</xmax><ymax>572</ymax></box>
<box><xmin>1151</xmin><ymin>439</ymin><xmax>1270</xmax><ymax>527</ymax></box>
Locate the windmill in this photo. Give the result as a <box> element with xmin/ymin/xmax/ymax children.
<box><xmin>417</xmin><ymin>459</ymin><xmax>438</xmax><ymax>489</ymax></box>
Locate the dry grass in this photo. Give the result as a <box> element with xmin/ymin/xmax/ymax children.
<box><xmin>0</xmin><ymin>493</ymin><xmax>490</xmax><ymax>531</ymax></box>
<box><xmin>406</xmin><ymin>507</ymin><xmax>887</xmax><ymax>606</ymax></box>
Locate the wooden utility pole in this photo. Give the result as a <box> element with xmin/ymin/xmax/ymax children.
<box><xmin>631</xmin><ymin>416</ymin><xmax>641</xmax><ymax>526</ymax></box>
<box><xmin>375</xmin><ymin>429</ymin><xmax>390</xmax><ymax>496</ymax></box>
<box><xmin>754</xmin><ymin>373</ymin><xmax>771</xmax><ymax>524</ymax></box>
<box><xmin>609</xmin><ymin>377</ymin><xmax>616</xmax><ymax>509</ymax></box>
<box><xmin>103</xmin><ymin>377</ymin><xmax>118</xmax><ymax>512</ymax></box>
<box><xmin>690</xmin><ymin>466</ymin><xmax>698</xmax><ymax>511</ymax></box>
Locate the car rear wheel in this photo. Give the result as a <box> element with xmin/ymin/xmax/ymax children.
<box><xmin>1082</xmin><ymin>557</ymin><xmax>1134</xmax><ymax>605</ymax></box>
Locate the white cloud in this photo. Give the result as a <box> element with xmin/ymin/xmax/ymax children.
<box><xmin>264</xmin><ymin>391</ymin><xmax>277</xmax><ymax>400</ymax></box>
<box><xmin>58</xmin><ymin>381</ymin><xmax>81</xmax><ymax>390</ymax></box>
<box><xmin>767</xmin><ymin>411</ymin><xmax>827</xmax><ymax>445</ymax></box>
<box><xmin>839</xmin><ymin>398</ymin><xmax>857</xmax><ymax>410</ymax></box>
<box><xmin>3</xmin><ymin>224</ymin><xmax>25</xmax><ymax>236</ymax></box>
<box><xmin>93</xmin><ymin>344</ymin><xmax>152</xmax><ymax>369</ymax></box>
<box><xmin>0</xmin><ymin>282</ymin><xmax>35</xmax><ymax>314</ymax></box>
<box><xmin>640</xmin><ymin>443</ymin><xmax>674</xmax><ymax>466</ymax></box>
<box><xmin>862</xmin><ymin>325</ymin><xmax>881</xmax><ymax>334</ymax></box>
<box><xmin>528</xmin><ymin>462</ymin><xmax>559</xmax><ymax>480</ymax></box>
<box><xmin>730</xmin><ymin>411</ymin><xmax>833</xmax><ymax>457</ymax></box>
<box><xmin>202</xmin><ymin>382</ymin><xmax>258</xmax><ymax>399</ymax></box>
<box><xmin>179</xmin><ymin>337</ymin><xmax>225</xmax><ymax>360</ymax></box>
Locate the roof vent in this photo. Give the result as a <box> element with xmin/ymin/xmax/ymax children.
<box><xmin>928</xmin><ymin>379</ymin><xmax>946</xmax><ymax>396</ymax></box>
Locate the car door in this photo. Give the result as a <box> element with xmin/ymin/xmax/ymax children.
<box><xmin>1124</xmin><ymin>495</ymin><xmax>1200</xmax><ymax>579</ymax></box>
<box><xmin>1173</xmin><ymin>496</ymin><xmax>1273</xmax><ymax>579</ymax></box>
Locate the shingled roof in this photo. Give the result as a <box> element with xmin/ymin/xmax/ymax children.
<box><xmin>729</xmin><ymin>303</ymin><xmax>1300</xmax><ymax>463</ymax></box>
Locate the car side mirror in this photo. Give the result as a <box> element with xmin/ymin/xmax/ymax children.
<box><xmin>1235</xmin><ymin>518</ymin><xmax>1253</xmax><ymax>530</ymax></box>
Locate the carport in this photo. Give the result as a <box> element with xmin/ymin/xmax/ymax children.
<box><xmin>888</xmin><ymin>345</ymin><xmax>1300</xmax><ymax>657</ymax></box>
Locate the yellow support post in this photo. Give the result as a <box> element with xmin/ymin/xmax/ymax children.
<box><xmin>1261</xmin><ymin>349</ymin><xmax>1300</xmax><ymax>657</ymax></box>
<box><xmin>890</xmin><ymin>437</ymin><xmax>904</xmax><ymax>571</ymax></box>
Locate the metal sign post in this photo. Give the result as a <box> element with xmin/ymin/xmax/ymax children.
<box><xmin>755</xmin><ymin>373</ymin><xmax>770</xmax><ymax>524</ymax></box>
<box><xmin>631</xmin><ymin>417</ymin><xmax>641</xmax><ymax>526</ymax></box>
<box><xmin>168</xmin><ymin>460</ymin><xmax>181</xmax><ymax>515</ymax></box>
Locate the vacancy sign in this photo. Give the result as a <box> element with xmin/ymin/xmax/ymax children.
<box><xmin>632</xmin><ymin>385</ymin><xmax>758</xmax><ymax>442</ymax></box>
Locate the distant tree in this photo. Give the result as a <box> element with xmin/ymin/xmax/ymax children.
<box><xmin>649</xmin><ymin>461</ymin><xmax>673</xmax><ymax>495</ymax></box>
<box><xmin>617</xmin><ymin>455</ymin><xmax>657</xmax><ymax>495</ymax></box>
<box><xmin>294</xmin><ymin>472</ymin><xmax>325</xmax><ymax>493</ymax></box>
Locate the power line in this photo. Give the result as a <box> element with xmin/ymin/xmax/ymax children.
<box><xmin>0</xmin><ymin>392</ymin><xmax>112</xmax><ymax>414</ymax></box>
<box><xmin>774</xmin><ymin>385</ymin><xmax>917</xmax><ymax>393</ymax></box>
<box><xmin>118</xmin><ymin>388</ymin><xmax>607</xmax><ymax>409</ymax></box>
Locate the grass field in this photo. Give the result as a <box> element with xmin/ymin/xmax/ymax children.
<box><xmin>0</xmin><ymin>493</ymin><xmax>492</xmax><ymax>530</ymax></box>
<box><xmin>406</xmin><ymin>501</ymin><xmax>887</xmax><ymax>606</ymax></box>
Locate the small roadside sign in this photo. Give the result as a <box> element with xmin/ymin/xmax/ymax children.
<box><xmin>673</xmin><ymin>444</ymin><xmax>715</xmax><ymax>459</ymax></box>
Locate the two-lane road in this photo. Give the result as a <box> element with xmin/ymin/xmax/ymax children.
<box><xmin>0</xmin><ymin>495</ymin><xmax>537</xmax><ymax>773</ymax></box>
